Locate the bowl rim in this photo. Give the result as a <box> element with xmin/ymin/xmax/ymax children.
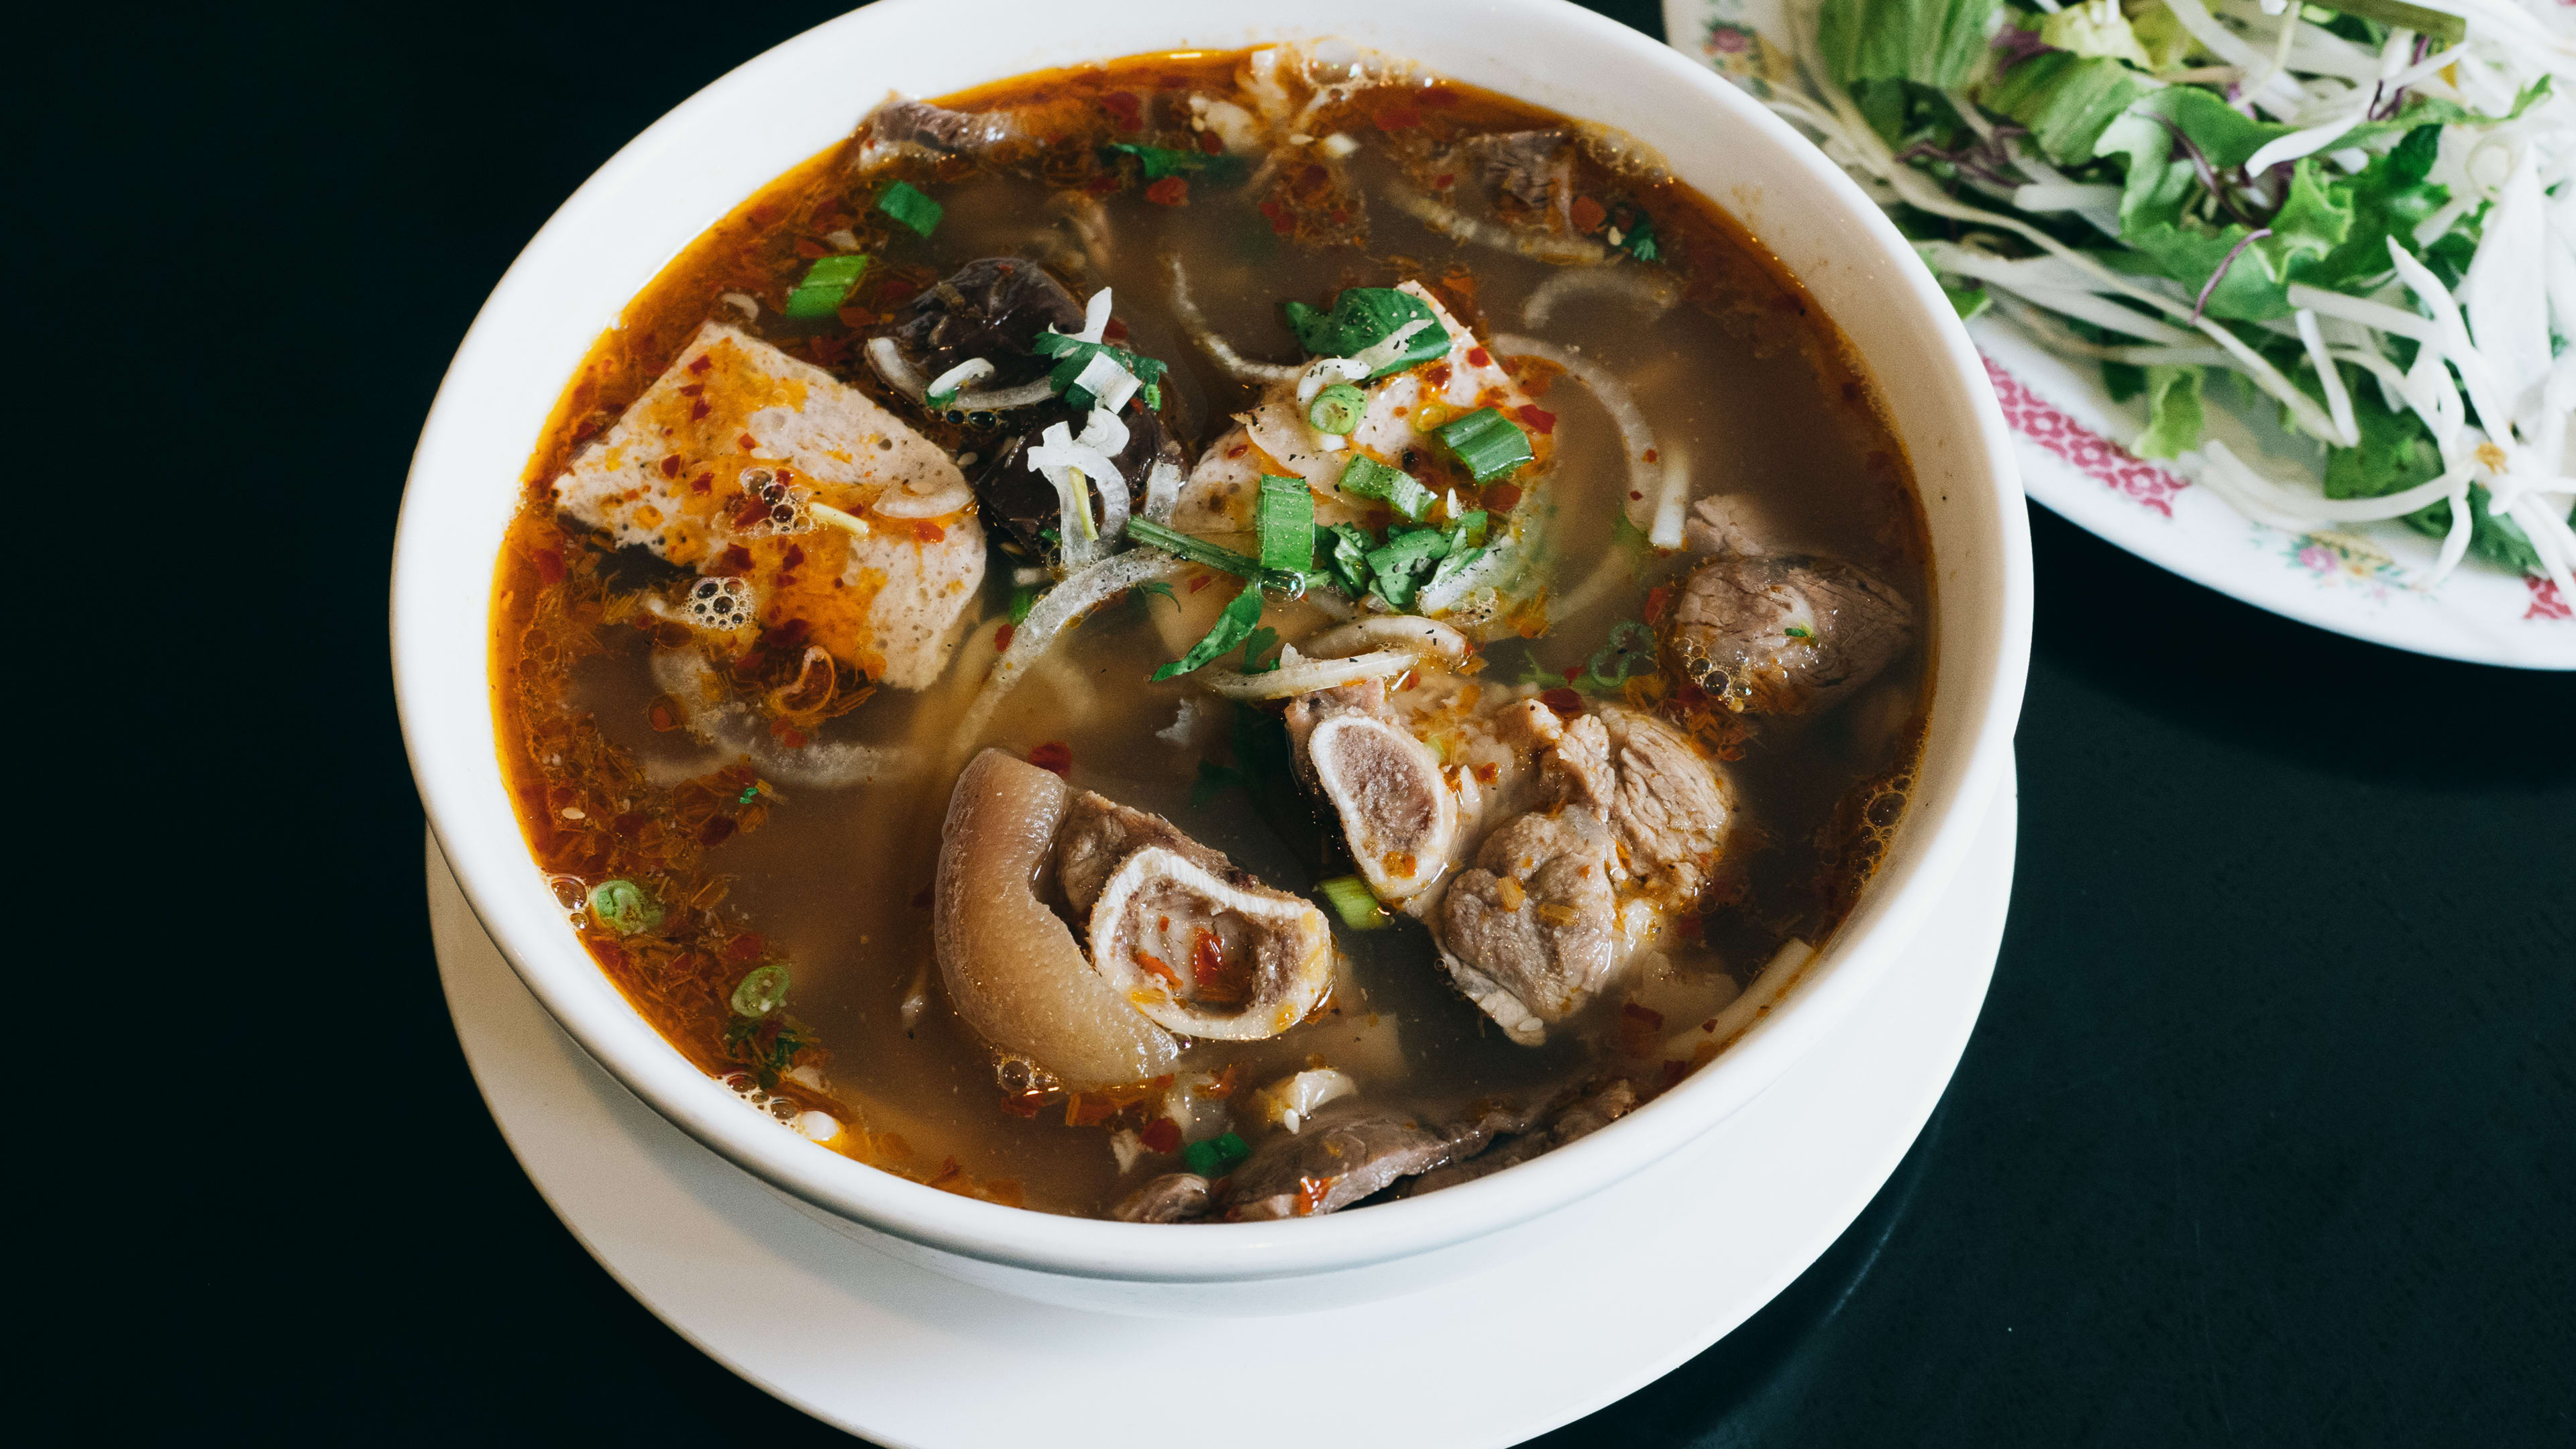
<box><xmin>393</xmin><ymin>0</ymin><xmax>2031</xmax><ymax>1284</ymax></box>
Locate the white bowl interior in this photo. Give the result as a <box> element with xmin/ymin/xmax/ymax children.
<box><xmin>394</xmin><ymin>0</ymin><xmax>2029</xmax><ymax>1289</ymax></box>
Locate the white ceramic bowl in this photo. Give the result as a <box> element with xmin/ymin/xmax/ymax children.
<box><xmin>393</xmin><ymin>0</ymin><xmax>2031</xmax><ymax>1316</ymax></box>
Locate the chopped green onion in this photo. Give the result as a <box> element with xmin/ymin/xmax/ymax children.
<box><xmin>1434</xmin><ymin>409</ymin><xmax>1534</xmax><ymax>482</ymax></box>
<box><xmin>1317</xmin><ymin>874</ymin><xmax>1391</xmax><ymax>930</ymax></box>
<box><xmin>1307</xmin><ymin>383</ymin><xmax>1366</xmax><ymax>435</ymax></box>
<box><xmin>1256</xmin><ymin>475</ymin><xmax>1318</xmax><ymax>573</ymax></box>
<box><xmin>1583</xmin><ymin>619</ymin><xmax>1659</xmax><ymax>686</ymax></box>
<box><xmin>1448</xmin><ymin>509</ymin><xmax>1490</xmax><ymax>550</ymax></box>
<box><xmin>1338</xmin><ymin>455</ymin><xmax>1437</xmax><ymax>521</ymax></box>
<box><xmin>1102</xmin><ymin>143</ymin><xmax>1249</xmax><ymax>183</ymax></box>
<box><xmin>1283</xmin><ymin>288</ymin><xmax>1452</xmax><ymax>377</ymax></box>
<box><xmin>1009</xmin><ymin>584</ymin><xmax>1039</xmax><ymax>625</ymax></box>
<box><xmin>1126</xmin><ymin>519</ymin><xmax>1308</xmax><ymax>594</ymax></box>
<box><xmin>782</xmin><ymin>253</ymin><xmax>868</xmax><ymax>319</ymax></box>
<box><xmin>1032</xmin><ymin>332</ymin><xmax>1171</xmax><ymax>408</ymax></box>
<box><xmin>587</xmin><ymin>879</ymin><xmax>662</xmax><ymax>935</ymax></box>
<box><xmin>1364</xmin><ymin>527</ymin><xmax>1454</xmax><ymax>612</ymax></box>
<box><xmin>731</xmin><ymin>963</ymin><xmax>792</xmax><ymax>1018</ymax></box>
<box><xmin>1240</xmin><ymin>627</ymin><xmax>1285</xmax><ymax>674</ymax></box>
<box><xmin>1183</xmin><ymin>1130</ymin><xmax>1252</xmax><ymax>1177</ymax></box>
<box><xmin>875</xmin><ymin>180</ymin><xmax>943</xmax><ymax>237</ymax></box>
<box><xmin>1152</xmin><ymin>584</ymin><xmax>1266</xmax><ymax>682</ymax></box>
<box><xmin>1785</xmin><ymin>625</ymin><xmax>1813</xmax><ymax>639</ymax></box>
<box><xmin>1424</xmin><ymin>545</ymin><xmax>1486</xmax><ymax>596</ymax></box>
<box><xmin>1322</xmin><ymin>522</ymin><xmax>1375</xmax><ymax>598</ymax></box>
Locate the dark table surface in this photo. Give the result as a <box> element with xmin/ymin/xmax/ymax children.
<box><xmin>53</xmin><ymin>0</ymin><xmax>2571</xmax><ymax>1442</ymax></box>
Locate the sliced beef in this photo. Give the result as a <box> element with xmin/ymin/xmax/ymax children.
<box><xmin>1286</xmin><ymin>682</ymin><xmax>1459</xmax><ymax>903</ymax></box>
<box><xmin>1401</xmin><ymin>1079</ymin><xmax>1639</xmax><ymax>1197</ymax></box>
<box><xmin>889</xmin><ymin>256</ymin><xmax>1084</xmax><ymax>389</ymax></box>
<box><xmin>1114</xmin><ymin>1172</ymin><xmax>1213</xmax><ymax>1224</ymax></box>
<box><xmin>1220</xmin><ymin>1102</ymin><xmax>1465</xmax><ymax>1221</ymax></box>
<box><xmin>1666</xmin><ymin>553</ymin><xmax>1913</xmax><ymax>714</ymax></box>
<box><xmin>1436</xmin><ymin>807</ymin><xmax>1620</xmax><ymax>1041</ymax></box>
<box><xmin>861</xmin><ymin>99</ymin><xmax>1022</xmax><ymax>160</ymax></box>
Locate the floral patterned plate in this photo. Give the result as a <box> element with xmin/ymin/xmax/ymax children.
<box><xmin>1663</xmin><ymin>0</ymin><xmax>2574</xmax><ymax>669</ymax></box>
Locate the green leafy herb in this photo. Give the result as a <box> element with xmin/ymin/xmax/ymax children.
<box><xmin>1982</xmin><ymin>52</ymin><xmax>2155</xmax><ymax>165</ymax></box>
<box><xmin>1240</xmin><ymin>627</ymin><xmax>1286</xmax><ymax>674</ymax></box>
<box><xmin>1364</xmin><ymin>526</ymin><xmax>1455</xmax><ymax>611</ymax></box>
<box><xmin>1283</xmin><ymin>288</ymin><xmax>1452</xmax><ymax>376</ymax></box>
<box><xmin>2307</xmin><ymin>0</ymin><xmax>2464</xmax><ymax>46</ymax></box>
<box><xmin>1183</xmin><ymin>1131</ymin><xmax>1252</xmax><ymax>1177</ymax></box>
<box><xmin>1617</xmin><ymin>213</ymin><xmax>1662</xmax><ymax>263</ymax></box>
<box><xmin>1322</xmin><ymin>521</ymin><xmax>1375</xmax><ymax>598</ymax></box>
<box><xmin>1152</xmin><ymin>583</ymin><xmax>1267</xmax><ymax>681</ymax></box>
<box><xmin>730</xmin><ymin>963</ymin><xmax>792</xmax><ymax>1018</ymax></box>
<box><xmin>1132</xmin><ymin>580</ymin><xmax>1177</xmax><ymax>611</ymax></box>
<box><xmin>1317</xmin><ymin>875</ymin><xmax>1391</xmax><ymax>931</ymax></box>
<box><xmin>875</xmin><ymin>180</ymin><xmax>943</xmax><ymax>237</ymax></box>
<box><xmin>1435</xmin><ymin>408</ymin><xmax>1535</xmax><ymax>482</ymax></box>
<box><xmin>1337</xmin><ymin>455</ymin><xmax>1438</xmax><ymax>521</ymax></box>
<box><xmin>782</xmin><ymin>254</ymin><xmax>868</xmax><ymax>319</ymax></box>
<box><xmin>1009</xmin><ymin>584</ymin><xmax>1039</xmax><ymax>625</ymax></box>
<box><xmin>1785</xmin><ymin>625</ymin><xmax>1814</xmax><ymax>639</ymax></box>
<box><xmin>1103</xmin><ymin>142</ymin><xmax>1249</xmax><ymax>183</ymax></box>
<box><xmin>587</xmin><ymin>879</ymin><xmax>662</xmax><ymax>935</ymax></box>
<box><xmin>2135</xmin><ymin>365</ymin><xmax>2206</xmax><ymax>459</ymax></box>
<box><xmin>1032</xmin><ymin>331</ymin><xmax>1171</xmax><ymax>408</ymax></box>
<box><xmin>1256</xmin><ymin>475</ymin><xmax>1318</xmax><ymax>573</ymax></box>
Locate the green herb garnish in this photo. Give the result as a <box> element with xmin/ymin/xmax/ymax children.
<box><xmin>1009</xmin><ymin>584</ymin><xmax>1039</xmax><ymax>625</ymax></box>
<box><xmin>1364</xmin><ymin>526</ymin><xmax>1455</xmax><ymax>612</ymax></box>
<box><xmin>1318</xmin><ymin>875</ymin><xmax>1391</xmax><ymax>931</ymax></box>
<box><xmin>1307</xmin><ymin>383</ymin><xmax>1366</xmax><ymax>435</ymax></box>
<box><xmin>1434</xmin><ymin>408</ymin><xmax>1534</xmax><ymax>483</ymax></box>
<box><xmin>1183</xmin><ymin>1131</ymin><xmax>1252</xmax><ymax>1177</ymax></box>
<box><xmin>1126</xmin><ymin>519</ymin><xmax>1310</xmax><ymax>594</ymax></box>
<box><xmin>1152</xmin><ymin>583</ymin><xmax>1267</xmax><ymax>682</ymax></box>
<box><xmin>1337</xmin><ymin>455</ymin><xmax>1438</xmax><ymax>521</ymax></box>
<box><xmin>1102</xmin><ymin>142</ymin><xmax>1249</xmax><ymax>183</ymax></box>
<box><xmin>1256</xmin><ymin>475</ymin><xmax>1318</xmax><ymax>574</ymax></box>
<box><xmin>587</xmin><ymin>879</ymin><xmax>661</xmax><ymax>935</ymax></box>
<box><xmin>874</xmin><ymin>180</ymin><xmax>944</xmax><ymax>237</ymax></box>
<box><xmin>1240</xmin><ymin>627</ymin><xmax>1286</xmax><ymax>674</ymax></box>
<box><xmin>782</xmin><ymin>254</ymin><xmax>868</xmax><ymax>319</ymax></box>
<box><xmin>1032</xmin><ymin>331</ymin><xmax>1171</xmax><ymax>409</ymax></box>
<box><xmin>730</xmin><ymin>963</ymin><xmax>792</xmax><ymax>1018</ymax></box>
<box><xmin>1283</xmin><ymin>288</ymin><xmax>1452</xmax><ymax>376</ymax></box>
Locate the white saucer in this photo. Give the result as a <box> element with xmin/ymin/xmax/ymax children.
<box><xmin>429</xmin><ymin>759</ymin><xmax>2014</xmax><ymax>1447</ymax></box>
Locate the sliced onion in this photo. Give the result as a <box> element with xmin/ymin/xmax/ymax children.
<box><xmin>865</xmin><ymin>337</ymin><xmax>929</xmax><ymax>399</ymax></box>
<box><xmin>925</xmin><ymin>358</ymin><xmax>996</xmax><ymax>398</ymax></box>
<box><xmin>1386</xmin><ymin>186</ymin><xmax>1607</xmax><ymax>265</ymax></box>
<box><xmin>952</xmin><ymin>378</ymin><xmax>1060</xmax><ymax>411</ymax></box>
<box><xmin>649</xmin><ymin>649</ymin><xmax>913</xmax><ymax>788</ymax></box>
<box><xmin>947</xmin><ymin>551</ymin><xmax>1192</xmax><ymax>769</ymax></box>
<box><xmin>1489</xmin><ymin>332</ymin><xmax>1685</xmax><ymax>545</ymax></box>
<box><xmin>1193</xmin><ymin>648</ymin><xmax>1417</xmax><ymax>699</ymax></box>
<box><xmin>1141</xmin><ymin>460</ymin><xmax>1184</xmax><ymax>523</ymax></box>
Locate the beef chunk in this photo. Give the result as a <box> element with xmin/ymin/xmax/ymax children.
<box><xmin>1222</xmin><ymin>1102</ymin><xmax>1458</xmax><ymax>1220</ymax></box>
<box><xmin>862</xmin><ymin>99</ymin><xmax>1022</xmax><ymax>160</ymax></box>
<box><xmin>1597</xmin><ymin>708</ymin><xmax>1733</xmax><ymax>903</ymax></box>
<box><xmin>1114</xmin><ymin>1173</ymin><xmax>1213</xmax><ymax>1224</ymax></box>
<box><xmin>1436</xmin><ymin>807</ymin><xmax>1620</xmax><ymax>1041</ymax></box>
<box><xmin>890</xmin><ymin>256</ymin><xmax>1084</xmax><ymax>388</ymax></box>
<box><xmin>1471</xmin><ymin>129</ymin><xmax>1574</xmax><ymax>223</ymax></box>
<box><xmin>1667</xmin><ymin>553</ymin><xmax>1913</xmax><ymax>714</ymax></box>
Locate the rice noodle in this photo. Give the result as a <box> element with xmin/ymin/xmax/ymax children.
<box><xmin>1519</xmin><ymin>265</ymin><xmax>1680</xmax><ymax>329</ymax></box>
<box><xmin>1165</xmin><ymin>254</ymin><xmax>1300</xmax><ymax>382</ymax></box>
<box><xmin>1489</xmin><ymin>333</ymin><xmax>1685</xmax><ymax>545</ymax></box>
<box><xmin>1386</xmin><ymin>186</ymin><xmax>1609</xmax><ymax>266</ymax></box>
<box><xmin>947</xmin><ymin>551</ymin><xmax>1191</xmax><ymax>769</ymax></box>
<box><xmin>1193</xmin><ymin>648</ymin><xmax>1417</xmax><ymax>699</ymax></box>
<box><xmin>953</xmin><ymin>378</ymin><xmax>1061</xmax><ymax>410</ymax></box>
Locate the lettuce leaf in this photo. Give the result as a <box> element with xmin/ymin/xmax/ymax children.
<box><xmin>2039</xmin><ymin>3</ymin><xmax>2155</xmax><ymax>68</ymax></box>
<box><xmin>1983</xmin><ymin>52</ymin><xmax>2156</xmax><ymax>164</ymax></box>
<box><xmin>2135</xmin><ymin>364</ymin><xmax>2205</xmax><ymax>458</ymax></box>
<box><xmin>1817</xmin><ymin>0</ymin><xmax>2003</xmax><ymax>89</ymax></box>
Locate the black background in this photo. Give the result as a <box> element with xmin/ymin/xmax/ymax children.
<box><xmin>42</xmin><ymin>0</ymin><xmax>2572</xmax><ymax>1442</ymax></box>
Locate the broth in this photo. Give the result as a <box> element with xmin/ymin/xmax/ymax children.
<box><xmin>492</xmin><ymin>45</ymin><xmax>1930</xmax><ymax>1220</ymax></box>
